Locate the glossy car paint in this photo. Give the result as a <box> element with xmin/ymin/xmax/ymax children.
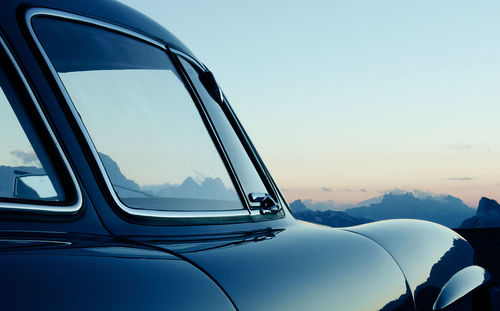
<box><xmin>433</xmin><ymin>265</ymin><xmax>491</xmax><ymax>310</ymax></box>
<box><xmin>345</xmin><ymin>220</ymin><xmax>475</xmax><ymax>310</ymax></box>
<box><xmin>0</xmin><ymin>0</ymin><xmax>487</xmax><ymax>310</ymax></box>
<box><xmin>136</xmin><ymin>221</ymin><xmax>415</xmax><ymax>310</ymax></box>
<box><xmin>0</xmin><ymin>233</ymin><xmax>235</xmax><ymax>310</ymax></box>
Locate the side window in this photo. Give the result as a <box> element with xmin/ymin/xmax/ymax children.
<box><xmin>32</xmin><ymin>17</ymin><xmax>244</xmax><ymax>213</ymax></box>
<box><xmin>0</xmin><ymin>54</ymin><xmax>67</xmax><ymax>205</ymax></box>
<box><xmin>178</xmin><ymin>57</ymin><xmax>271</xmax><ymax>208</ymax></box>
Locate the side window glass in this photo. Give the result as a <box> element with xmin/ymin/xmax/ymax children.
<box><xmin>179</xmin><ymin>58</ymin><xmax>270</xmax><ymax>206</ymax></box>
<box><xmin>32</xmin><ymin>17</ymin><xmax>244</xmax><ymax>213</ymax></box>
<box><xmin>0</xmin><ymin>62</ymin><xmax>65</xmax><ymax>203</ymax></box>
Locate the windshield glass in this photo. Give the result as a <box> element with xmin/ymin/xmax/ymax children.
<box><xmin>33</xmin><ymin>17</ymin><xmax>243</xmax><ymax>212</ymax></box>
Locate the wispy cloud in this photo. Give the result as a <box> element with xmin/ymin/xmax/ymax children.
<box><xmin>321</xmin><ymin>187</ymin><xmax>332</xmax><ymax>192</ymax></box>
<box><xmin>377</xmin><ymin>188</ymin><xmax>451</xmax><ymax>201</ymax></box>
<box><xmin>446</xmin><ymin>143</ymin><xmax>491</xmax><ymax>152</ymax></box>
<box><xmin>377</xmin><ymin>188</ymin><xmax>408</xmax><ymax>195</ymax></box>
<box><xmin>447</xmin><ymin>177</ymin><xmax>474</xmax><ymax>181</ymax></box>
<box><xmin>360</xmin><ymin>188</ymin><xmax>367</xmax><ymax>193</ymax></box>
<box><xmin>446</xmin><ymin>143</ymin><xmax>473</xmax><ymax>151</ymax></box>
<box><xmin>344</xmin><ymin>188</ymin><xmax>352</xmax><ymax>192</ymax></box>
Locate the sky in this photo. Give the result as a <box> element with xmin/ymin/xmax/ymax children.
<box><xmin>116</xmin><ymin>0</ymin><xmax>500</xmax><ymax>207</ymax></box>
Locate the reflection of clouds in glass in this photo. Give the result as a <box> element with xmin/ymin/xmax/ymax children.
<box><xmin>9</xmin><ymin>149</ymin><xmax>41</xmax><ymax>167</ymax></box>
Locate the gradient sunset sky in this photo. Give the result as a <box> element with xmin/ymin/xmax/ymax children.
<box><xmin>120</xmin><ymin>0</ymin><xmax>500</xmax><ymax>207</ymax></box>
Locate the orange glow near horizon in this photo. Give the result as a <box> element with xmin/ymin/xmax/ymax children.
<box><xmin>280</xmin><ymin>183</ymin><xmax>499</xmax><ymax>209</ymax></box>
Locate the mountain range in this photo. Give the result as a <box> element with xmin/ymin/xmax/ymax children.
<box><xmin>460</xmin><ymin>197</ymin><xmax>500</xmax><ymax>228</ymax></box>
<box><xmin>344</xmin><ymin>192</ymin><xmax>475</xmax><ymax>228</ymax></box>
<box><xmin>291</xmin><ymin>192</ymin><xmax>480</xmax><ymax>228</ymax></box>
<box><xmin>290</xmin><ymin>199</ymin><xmax>372</xmax><ymax>227</ymax></box>
<box><xmin>5</xmin><ymin>154</ymin><xmax>495</xmax><ymax>229</ymax></box>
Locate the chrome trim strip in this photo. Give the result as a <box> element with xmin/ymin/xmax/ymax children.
<box><xmin>0</xmin><ymin>36</ymin><xmax>82</xmax><ymax>214</ymax></box>
<box><xmin>170</xmin><ymin>48</ymin><xmax>207</xmax><ymax>71</ymax></box>
<box><xmin>26</xmin><ymin>8</ymin><xmax>252</xmax><ymax>219</ymax></box>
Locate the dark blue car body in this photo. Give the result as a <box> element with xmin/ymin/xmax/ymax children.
<box><xmin>0</xmin><ymin>1</ymin><xmax>496</xmax><ymax>310</ymax></box>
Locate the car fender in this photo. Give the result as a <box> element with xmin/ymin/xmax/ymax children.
<box><xmin>343</xmin><ymin>219</ymin><xmax>475</xmax><ymax>311</ymax></box>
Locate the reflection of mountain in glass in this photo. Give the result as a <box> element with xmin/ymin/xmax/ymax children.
<box><xmin>143</xmin><ymin>177</ymin><xmax>237</xmax><ymax>200</ymax></box>
<box><xmin>99</xmin><ymin>153</ymin><xmax>141</xmax><ymax>195</ymax></box>
<box><xmin>100</xmin><ymin>153</ymin><xmax>237</xmax><ymax>201</ymax></box>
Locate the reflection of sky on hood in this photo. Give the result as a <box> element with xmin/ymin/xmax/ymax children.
<box><xmin>120</xmin><ymin>0</ymin><xmax>500</xmax><ymax>206</ymax></box>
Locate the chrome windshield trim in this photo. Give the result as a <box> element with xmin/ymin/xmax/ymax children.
<box><xmin>0</xmin><ymin>36</ymin><xmax>82</xmax><ymax>214</ymax></box>
<box><xmin>170</xmin><ymin>48</ymin><xmax>208</xmax><ymax>71</ymax></box>
<box><xmin>26</xmin><ymin>8</ymin><xmax>252</xmax><ymax>219</ymax></box>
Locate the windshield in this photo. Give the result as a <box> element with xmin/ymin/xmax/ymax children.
<box><xmin>33</xmin><ymin>17</ymin><xmax>244</xmax><ymax>212</ymax></box>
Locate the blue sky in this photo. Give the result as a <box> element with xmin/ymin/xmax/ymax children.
<box><xmin>120</xmin><ymin>1</ymin><xmax>500</xmax><ymax>206</ymax></box>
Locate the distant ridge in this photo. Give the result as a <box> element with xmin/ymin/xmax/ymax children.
<box><xmin>460</xmin><ymin>197</ymin><xmax>500</xmax><ymax>228</ymax></box>
<box><xmin>344</xmin><ymin>192</ymin><xmax>475</xmax><ymax>228</ymax></box>
<box><xmin>290</xmin><ymin>199</ymin><xmax>372</xmax><ymax>228</ymax></box>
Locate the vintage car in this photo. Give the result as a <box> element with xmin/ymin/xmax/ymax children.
<box><xmin>0</xmin><ymin>0</ymin><xmax>497</xmax><ymax>310</ymax></box>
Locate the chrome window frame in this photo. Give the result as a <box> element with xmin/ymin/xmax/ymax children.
<box><xmin>0</xmin><ymin>35</ymin><xmax>82</xmax><ymax>214</ymax></box>
<box><xmin>26</xmin><ymin>8</ymin><xmax>262</xmax><ymax>219</ymax></box>
<box><xmin>174</xmin><ymin>53</ymin><xmax>286</xmax><ymax>213</ymax></box>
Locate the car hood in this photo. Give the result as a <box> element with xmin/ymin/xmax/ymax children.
<box><xmin>132</xmin><ymin>221</ymin><xmax>415</xmax><ymax>311</ymax></box>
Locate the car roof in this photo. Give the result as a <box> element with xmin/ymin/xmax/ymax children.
<box><xmin>1</xmin><ymin>0</ymin><xmax>195</xmax><ymax>58</ymax></box>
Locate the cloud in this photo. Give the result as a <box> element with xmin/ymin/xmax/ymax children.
<box><xmin>446</xmin><ymin>143</ymin><xmax>491</xmax><ymax>152</ymax></box>
<box><xmin>446</xmin><ymin>143</ymin><xmax>473</xmax><ymax>151</ymax></box>
<box><xmin>377</xmin><ymin>188</ymin><xmax>452</xmax><ymax>201</ymax></box>
<box><xmin>446</xmin><ymin>177</ymin><xmax>474</xmax><ymax>181</ymax></box>
<box><xmin>321</xmin><ymin>187</ymin><xmax>332</xmax><ymax>192</ymax></box>
<box><xmin>360</xmin><ymin>188</ymin><xmax>367</xmax><ymax>193</ymax></box>
<box><xmin>377</xmin><ymin>188</ymin><xmax>408</xmax><ymax>195</ymax></box>
<box><xmin>344</xmin><ymin>188</ymin><xmax>352</xmax><ymax>192</ymax></box>
<box><xmin>9</xmin><ymin>150</ymin><xmax>39</xmax><ymax>165</ymax></box>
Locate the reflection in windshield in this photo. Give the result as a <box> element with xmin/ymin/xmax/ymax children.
<box><xmin>99</xmin><ymin>152</ymin><xmax>237</xmax><ymax>201</ymax></box>
<box><xmin>99</xmin><ymin>152</ymin><xmax>241</xmax><ymax>211</ymax></box>
<box><xmin>0</xmin><ymin>152</ymin><xmax>58</xmax><ymax>201</ymax></box>
<box><xmin>35</xmin><ymin>17</ymin><xmax>245</xmax><ymax>212</ymax></box>
<box><xmin>0</xmin><ymin>164</ymin><xmax>45</xmax><ymax>198</ymax></box>
<box><xmin>59</xmin><ymin>68</ymin><xmax>243</xmax><ymax>212</ymax></box>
